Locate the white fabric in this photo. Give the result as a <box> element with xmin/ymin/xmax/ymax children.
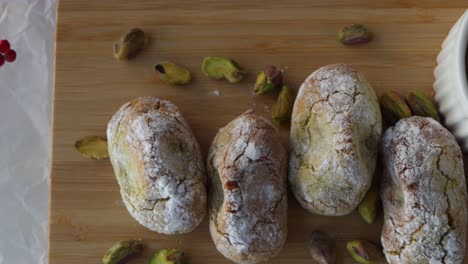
<box><xmin>0</xmin><ymin>0</ymin><xmax>56</xmax><ymax>263</ymax></box>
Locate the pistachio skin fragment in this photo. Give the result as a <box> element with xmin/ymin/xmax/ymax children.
<box><xmin>379</xmin><ymin>91</ymin><xmax>412</xmax><ymax>125</ymax></box>
<box><xmin>407</xmin><ymin>90</ymin><xmax>440</xmax><ymax>122</ymax></box>
<box><xmin>102</xmin><ymin>239</ymin><xmax>144</xmax><ymax>264</ymax></box>
<box><xmin>149</xmin><ymin>249</ymin><xmax>184</xmax><ymax>264</ymax></box>
<box><xmin>346</xmin><ymin>240</ymin><xmax>384</xmax><ymax>264</ymax></box>
<box><xmin>201</xmin><ymin>56</ymin><xmax>244</xmax><ymax>83</ymax></box>
<box><xmin>75</xmin><ymin>136</ymin><xmax>109</xmax><ymax>159</ymax></box>
<box><xmin>338</xmin><ymin>24</ymin><xmax>372</xmax><ymax>45</ymax></box>
<box><xmin>271</xmin><ymin>85</ymin><xmax>294</xmax><ymax>126</ymax></box>
<box><xmin>113</xmin><ymin>28</ymin><xmax>149</xmax><ymax>60</ymax></box>
<box><xmin>307</xmin><ymin>231</ymin><xmax>336</xmax><ymax>264</ymax></box>
<box><xmin>358</xmin><ymin>188</ymin><xmax>380</xmax><ymax>224</ymax></box>
<box><xmin>155</xmin><ymin>62</ymin><xmax>192</xmax><ymax>85</ymax></box>
<box><xmin>254</xmin><ymin>65</ymin><xmax>283</xmax><ymax>95</ymax></box>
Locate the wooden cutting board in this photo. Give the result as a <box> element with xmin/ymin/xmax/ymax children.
<box><xmin>50</xmin><ymin>1</ymin><xmax>468</xmax><ymax>263</ymax></box>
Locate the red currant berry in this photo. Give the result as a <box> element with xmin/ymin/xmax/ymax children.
<box><xmin>4</xmin><ymin>49</ymin><xmax>16</xmax><ymax>62</ymax></box>
<box><xmin>0</xmin><ymin>40</ymin><xmax>10</xmax><ymax>53</ymax></box>
<box><xmin>0</xmin><ymin>54</ymin><xmax>4</xmax><ymax>67</ymax></box>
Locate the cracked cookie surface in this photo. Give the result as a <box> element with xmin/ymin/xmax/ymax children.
<box><xmin>381</xmin><ymin>116</ymin><xmax>467</xmax><ymax>264</ymax></box>
<box><xmin>289</xmin><ymin>64</ymin><xmax>382</xmax><ymax>216</ymax></box>
<box><xmin>107</xmin><ymin>96</ymin><xmax>206</xmax><ymax>234</ymax></box>
<box><xmin>207</xmin><ymin>111</ymin><xmax>287</xmax><ymax>264</ymax></box>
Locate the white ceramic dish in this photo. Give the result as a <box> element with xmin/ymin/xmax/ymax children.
<box><xmin>433</xmin><ymin>9</ymin><xmax>468</xmax><ymax>151</ymax></box>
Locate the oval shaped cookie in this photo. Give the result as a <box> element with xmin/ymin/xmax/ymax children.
<box><xmin>107</xmin><ymin>96</ymin><xmax>206</xmax><ymax>234</ymax></box>
<box><xmin>207</xmin><ymin>111</ymin><xmax>287</xmax><ymax>264</ymax></box>
<box><xmin>381</xmin><ymin>116</ymin><xmax>467</xmax><ymax>263</ymax></box>
<box><xmin>289</xmin><ymin>64</ymin><xmax>382</xmax><ymax>216</ymax></box>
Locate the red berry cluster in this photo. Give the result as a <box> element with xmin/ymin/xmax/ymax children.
<box><xmin>0</xmin><ymin>40</ymin><xmax>16</xmax><ymax>67</ymax></box>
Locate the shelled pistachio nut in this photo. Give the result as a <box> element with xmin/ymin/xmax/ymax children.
<box><xmin>338</xmin><ymin>24</ymin><xmax>372</xmax><ymax>45</ymax></box>
<box><xmin>379</xmin><ymin>91</ymin><xmax>412</xmax><ymax>125</ymax></box>
<box><xmin>272</xmin><ymin>85</ymin><xmax>294</xmax><ymax>125</ymax></box>
<box><xmin>254</xmin><ymin>65</ymin><xmax>283</xmax><ymax>95</ymax></box>
<box><xmin>201</xmin><ymin>56</ymin><xmax>244</xmax><ymax>83</ymax></box>
<box><xmin>75</xmin><ymin>136</ymin><xmax>109</xmax><ymax>159</ymax></box>
<box><xmin>358</xmin><ymin>188</ymin><xmax>380</xmax><ymax>224</ymax></box>
<box><xmin>407</xmin><ymin>90</ymin><xmax>440</xmax><ymax>122</ymax></box>
<box><xmin>149</xmin><ymin>249</ymin><xmax>184</xmax><ymax>264</ymax></box>
<box><xmin>102</xmin><ymin>239</ymin><xmax>144</xmax><ymax>264</ymax></box>
<box><xmin>307</xmin><ymin>231</ymin><xmax>336</xmax><ymax>264</ymax></box>
<box><xmin>347</xmin><ymin>240</ymin><xmax>384</xmax><ymax>264</ymax></box>
<box><xmin>113</xmin><ymin>28</ymin><xmax>149</xmax><ymax>60</ymax></box>
<box><xmin>155</xmin><ymin>62</ymin><xmax>192</xmax><ymax>85</ymax></box>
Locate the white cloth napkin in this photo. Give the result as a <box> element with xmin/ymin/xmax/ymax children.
<box><xmin>0</xmin><ymin>0</ymin><xmax>56</xmax><ymax>263</ymax></box>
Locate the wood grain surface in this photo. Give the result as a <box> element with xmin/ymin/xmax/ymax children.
<box><xmin>50</xmin><ymin>1</ymin><xmax>468</xmax><ymax>263</ymax></box>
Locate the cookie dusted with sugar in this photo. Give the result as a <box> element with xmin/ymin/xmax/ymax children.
<box><xmin>107</xmin><ymin>96</ymin><xmax>206</xmax><ymax>234</ymax></box>
<box><xmin>207</xmin><ymin>110</ymin><xmax>288</xmax><ymax>264</ymax></box>
<box><xmin>381</xmin><ymin>116</ymin><xmax>467</xmax><ymax>263</ymax></box>
<box><xmin>289</xmin><ymin>64</ymin><xmax>382</xmax><ymax>216</ymax></box>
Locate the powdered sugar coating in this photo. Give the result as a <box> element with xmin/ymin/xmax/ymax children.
<box><xmin>107</xmin><ymin>96</ymin><xmax>206</xmax><ymax>234</ymax></box>
<box><xmin>289</xmin><ymin>64</ymin><xmax>382</xmax><ymax>216</ymax></box>
<box><xmin>381</xmin><ymin>117</ymin><xmax>467</xmax><ymax>263</ymax></box>
<box><xmin>207</xmin><ymin>111</ymin><xmax>287</xmax><ymax>264</ymax></box>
